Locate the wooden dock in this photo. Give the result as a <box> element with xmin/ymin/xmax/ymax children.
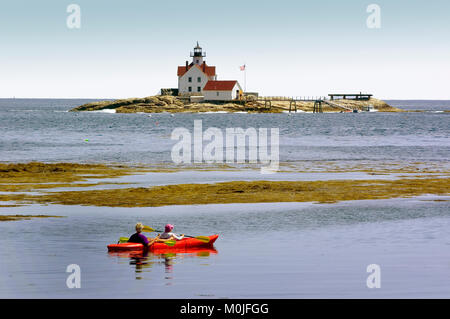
<box><xmin>256</xmin><ymin>96</ymin><xmax>357</xmax><ymax>113</ymax></box>
<box><xmin>328</xmin><ymin>93</ymin><xmax>372</xmax><ymax>100</ymax></box>
<box><xmin>256</xmin><ymin>96</ymin><xmax>328</xmax><ymax>113</ymax></box>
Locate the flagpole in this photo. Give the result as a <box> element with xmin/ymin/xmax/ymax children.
<box><xmin>244</xmin><ymin>62</ymin><xmax>246</xmax><ymax>93</ymax></box>
<box><xmin>240</xmin><ymin>63</ymin><xmax>247</xmax><ymax>93</ymax></box>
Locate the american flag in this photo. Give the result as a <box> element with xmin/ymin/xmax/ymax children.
<box><xmin>240</xmin><ymin>64</ymin><xmax>246</xmax><ymax>71</ymax></box>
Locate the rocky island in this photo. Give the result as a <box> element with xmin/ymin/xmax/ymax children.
<box><xmin>69</xmin><ymin>95</ymin><xmax>402</xmax><ymax>113</ymax></box>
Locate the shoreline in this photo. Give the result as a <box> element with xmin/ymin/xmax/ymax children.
<box><xmin>69</xmin><ymin>95</ymin><xmax>403</xmax><ymax>113</ymax></box>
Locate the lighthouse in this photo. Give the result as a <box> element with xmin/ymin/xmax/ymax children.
<box><xmin>190</xmin><ymin>42</ymin><xmax>206</xmax><ymax>65</ymax></box>
<box><xmin>176</xmin><ymin>42</ymin><xmax>242</xmax><ymax>100</ymax></box>
<box><xmin>177</xmin><ymin>42</ymin><xmax>217</xmax><ymax>96</ymax></box>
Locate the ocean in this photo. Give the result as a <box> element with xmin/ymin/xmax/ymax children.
<box><xmin>0</xmin><ymin>98</ymin><xmax>449</xmax><ymax>298</ymax></box>
<box><xmin>0</xmin><ymin>99</ymin><xmax>448</xmax><ymax>164</ymax></box>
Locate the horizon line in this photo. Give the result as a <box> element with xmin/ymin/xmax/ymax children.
<box><xmin>1</xmin><ymin>97</ymin><xmax>450</xmax><ymax>101</ymax></box>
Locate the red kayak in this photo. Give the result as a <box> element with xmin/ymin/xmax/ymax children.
<box><xmin>107</xmin><ymin>234</ymin><xmax>219</xmax><ymax>252</ymax></box>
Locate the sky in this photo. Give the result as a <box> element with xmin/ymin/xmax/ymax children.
<box><xmin>1</xmin><ymin>0</ymin><xmax>449</xmax><ymax>99</ymax></box>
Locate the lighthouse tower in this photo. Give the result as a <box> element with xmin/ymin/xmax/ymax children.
<box><xmin>190</xmin><ymin>41</ymin><xmax>206</xmax><ymax>65</ymax></box>
<box><xmin>177</xmin><ymin>42</ymin><xmax>217</xmax><ymax>96</ymax></box>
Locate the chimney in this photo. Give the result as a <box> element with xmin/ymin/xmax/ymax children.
<box><xmin>203</xmin><ymin>62</ymin><xmax>206</xmax><ymax>72</ymax></box>
<box><xmin>185</xmin><ymin>61</ymin><xmax>188</xmax><ymax>71</ymax></box>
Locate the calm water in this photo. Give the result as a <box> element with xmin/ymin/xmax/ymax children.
<box><xmin>0</xmin><ymin>198</ymin><xmax>449</xmax><ymax>298</ymax></box>
<box><xmin>386</xmin><ymin>100</ymin><xmax>450</xmax><ymax>112</ymax></box>
<box><xmin>0</xmin><ymin>99</ymin><xmax>449</xmax><ymax>298</ymax></box>
<box><xmin>0</xmin><ymin>99</ymin><xmax>448</xmax><ymax>164</ymax></box>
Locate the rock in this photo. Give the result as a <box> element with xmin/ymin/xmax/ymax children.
<box><xmin>69</xmin><ymin>95</ymin><xmax>400</xmax><ymax>113</ymax></box>
<box><xmin>144</xmin><ymin>96</ymin><xmax>160</xmax><ymax>104</ymax></box>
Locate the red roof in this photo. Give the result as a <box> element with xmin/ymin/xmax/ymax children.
<box><xmin>177</xmin><ymin>62</ymin><xmax>216</xmax><ymax>77</ymax></box>
<box><xmin>203</xmin><ymin>80</ymin><xmax>238</xmax><ymax>91</ymax></box>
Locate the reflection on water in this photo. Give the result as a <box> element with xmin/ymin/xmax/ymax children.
<box><xmin>108</xmin><ymin>248</ymin><xmax>218</xmax><ymax>281</ymax></box>
<box><xmin>1</xmin><ymin>198</ymin><xmax>449</xmax><ymax>298</ymax></box>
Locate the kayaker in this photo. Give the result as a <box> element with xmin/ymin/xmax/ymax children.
<box><xmin>159</xmin><ymin>224</ymin><xmax>184</xmax><ymax>241</ymax></box>
<box><xmin>128</xmin><ymin>222</ymin><xmax>159</xmax><ymax>248</ymax></box>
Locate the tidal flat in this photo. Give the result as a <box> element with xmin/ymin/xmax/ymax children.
<box><xmin>0</xmin><ymin>162</ymin><xmax>143</xmax><ymax>192</ymax></box>
<box><xmin>0</xmin><ymin>215</ymin><xmax>64</xmax><ymax>222</ymax></box>
<box><xmin>0</xmin><ymin>162</ymin><xmax>448</xmax><ymax>208</ymax></box>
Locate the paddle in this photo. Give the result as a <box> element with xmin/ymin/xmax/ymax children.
<box><xmin>117</xmin><ymin>236</ymin><xmax>177</xmax><ymax>247</ymax></box>
<box><xmin>142</xmin><ymin>225</ymin><xmax>210</xmax><ymax>243</ymax></box>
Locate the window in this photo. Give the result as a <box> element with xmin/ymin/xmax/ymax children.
<box><xmin>197</xmin><ymin>77</ymin><xmax>201</xmax><ymax>83</ymax></box>
<box><xmin>188</xmin><ymin>77</ymin><xmax>192</xmax><ymax>82</ymax></box>
<box><xmin>216</xmin><ymin>92</ymin><xmax>219</xmax><ymax>96</ymax></box>
<box><xmin>197</xmin><ymin>87</ymin><xmax>201</xmax><ymax>92</ymax></box>
<box><xmin>188</xmin><ymin>87</ymin><xmax>192</xmax><ymax>92</ymax></box>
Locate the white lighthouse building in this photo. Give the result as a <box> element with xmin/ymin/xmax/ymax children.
<box><xmin>177</xmin><ymin>42</ymin><xmax>217</xmax><ymax>96</ymax></box>
<box><xmin>177</xmin><ymin>42</ymin><xmax>242</xmax><ymax>101</ymax></box>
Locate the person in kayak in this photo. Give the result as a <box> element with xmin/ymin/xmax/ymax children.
<box><xmin>128</xmin><ymin>223</ymin><xmax>159</xmax><ymax>248</ymax></box>
<box><xmin>159</xmin><ymin>224</ymin><xmax>184</xmax><ymax>241</ymax></box>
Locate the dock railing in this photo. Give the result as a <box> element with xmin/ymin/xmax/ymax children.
<box><xmin>255</xmin><ymin>96</ymin><xmax>358</xmax><ymax>113</ymax></box>
<box><xmin>256</xmin><ymin>96</ymin><xmax>329</xmax><ymax>102</ymax></box>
